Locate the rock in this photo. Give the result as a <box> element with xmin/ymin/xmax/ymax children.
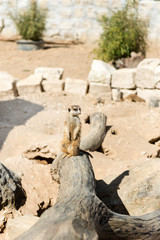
<box><xmin>137</xmin><ymin>88</ymin><xmax>160</xmax><ymax>102</ymax></box>
<box><xmin>112</xmin><ymin>68</ymin><xmax>136</xmax><ymax>89</ymax></box>
<box><xmin>89</xmin><ymin>82</ymin><xmax>111</xmax><ymax>99</ymax></box>
<box><xmin>112</xmin><ymin>88</ymin><xmax>122</xmax><ymax>101</ymax></box>
<box><xmin>0</xmin><ymin>163</ymin><xmax>26</xmax><ymax>210</ymax></box>
<box><xmin>16</xmin><ymin>74</ymin><xmax>43</xmax><ymax>95</ymax></box>
<box><xmin>23</xmin><ymin>144</ymin><xmax>56</xmax><ymax>164</ymax></box>
<box><xmin>34</xmin><ymin>67</ymin><xmax>64</xmax><ymax>81</ymax></box>
<box><xmin>89</xmin><ymin>83</ymin><xmax>112</xmax><ymax>100</ymax></box>
<box><xmin>147</xmin><ymin>97</ymin><xmax>160</xmax><ymax>107</ymax></box>
<box><xmin>88</xmin><ymin>60</ymin><xmax>116</xmax><ymax>84</ymax></box>
<box><xmin>6</xmin><ymin>215</ymin><xmax>39</xmax><ymax>240</ymax></box>
<box><xmin>154</xmin><ymin>65</ymin><xmax>160</xmax><ymax>89</ymax></box>
<box><xmin>0</xmin><ymin>72</ymin><xmax>18</xmax><ymax>97</ymax></box>
<box><xmin>65</xmin><ymin>78</ymin><xmax>88</xmax><ymax>96</ymax></box>
<box><xmin>42</xmin><ymin>80</ymin><xmax>65</xmax><ymax>93</ymax></box>
<box><xmin>135</xmin><ymin>58</ymin><xmax>160</xmax><ymax>89</ymax></box>
<box><xmin>117</xmin><ymin>158</ymin><xmax>160</xmax><ymax>216</ymax></box>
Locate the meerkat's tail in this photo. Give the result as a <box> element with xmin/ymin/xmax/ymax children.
<box><xmin>79</xmin><ymin>149</ymin><xmax>93</xmax><ymax>158</ymax></box>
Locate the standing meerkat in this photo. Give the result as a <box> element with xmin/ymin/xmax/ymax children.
<box><xmin>61</xmin><ymin>105</ymin><xmax>81</xmax><ymax>158</ymax></box>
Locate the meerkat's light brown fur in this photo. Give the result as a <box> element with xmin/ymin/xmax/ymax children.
<box><xmin>61</xmin><ymin>105</ymin><xmax>81</xmax><ymax>158</ymax></box>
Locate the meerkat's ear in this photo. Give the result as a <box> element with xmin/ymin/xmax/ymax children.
<box><xmin>68</xmin><ymin>108</ymin><xmax>71</xmax><ymax>112</ymax></box>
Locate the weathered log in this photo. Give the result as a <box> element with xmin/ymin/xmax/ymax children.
<box><xmin>16</xmin><ymin>154</ymin><xmax>160</xmax><ymax>240</ymax></box>
<box><xmin>80</xmin><ymin>112</ymin><xmax>107</xmax><ymax>151</ymax></box>
<box><xmin>0</xmin><ymin>163</ymin><xmax>26</xmax><ymax>210</ymax></box>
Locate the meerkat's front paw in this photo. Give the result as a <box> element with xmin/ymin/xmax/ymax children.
<box><xmin>62</xmin><ymin>153</ymin><xmax>67</xmax><ymax>159</ymax></box>
<box><xmin>66</xmin><ymin>153</ymin><xmax>73</xmax><ymax>158</ymax></box>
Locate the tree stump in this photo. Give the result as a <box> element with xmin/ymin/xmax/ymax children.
<box><xmin>80</xmin><ymin>112</ymin><xmax>107</xmax><ymax>151</ymax></box>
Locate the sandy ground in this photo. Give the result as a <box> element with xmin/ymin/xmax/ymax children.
<box><xmin>0</xmin><ymin>41</ymin><xmax>160</xmax><ymax>239</ymax></box>
<box><xmin>0</xmin><ymin>41</ymin><xmax>94</xmax><ymax>80</ymax></box>
<box><xmin>0</xmin><ymin>40</ymin><xmax>159</xmax><ymax>80</ymax></box>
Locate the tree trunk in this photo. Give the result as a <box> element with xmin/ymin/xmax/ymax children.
<box><xmin>16</xmin><ymin>153</ymin><xmax>160</xmax><ymax>240</ymax></box>
<box><xmin>0</xmin><ymin>163</ymin><xmax>26</xmax><ymax>210</ymax></box>
<box><xmin>80</xmin><ymin>112</ymin><xmax>107</xmax><ymax>151</ymax></box>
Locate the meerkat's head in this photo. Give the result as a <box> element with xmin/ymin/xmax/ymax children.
<box><xmin>68</xmin><ymin>105</ymin><xmax>81</xmax><ymax>116</ymax></box>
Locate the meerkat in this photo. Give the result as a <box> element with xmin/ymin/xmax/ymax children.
<box><xmin>61</xmin><ymin>105</ymin><xmax>93</xmax><ymax>159</ymax></box>
<box><xmin>61</xmin><ymin>105</ymin><xmax>81</xmax><ymax>158</ymax></box>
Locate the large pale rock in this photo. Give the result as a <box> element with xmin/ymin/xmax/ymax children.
<box><xmin>42</xmin><ymin>80</ymin><xmax>65</xmax><ymax>92</ymax></box>
<box><xmin>65</xmin><ymin>78</ymin><xmax>88</xmax><ymax>96</ymax></box>
<box><xmin>89</xmin><ymin>82</ymin><xmax>111</xmax><ymax>100</ymax></box>
<box><xmin>111</xmin><ymin>88</ymin><xmax>122</xmax><ymax>101</ymax></box>
<box><xmin>154</xmin><ymin>65</ymin><xmax>160</xmax><ymax>89</ymax></box>
<box><xmin>137</xmin><ymin>88</ymin><xmax>160</xmax><ymax>102</ymax></box>
<box><xmin>6</xmin><ymin>215</ymin><xmax>39</xmax><ymax>240</ymax></box>
<box><xmin>17</xmin><ymin>74</ymin><xmax>43</xmax><ymax>95</ymax></box>
<box><xmin>118</xmin><ymin>158</ymin><xmax>160</xmax><ymax>216</ymax></box>
<box><xmin>0</xmin><ymin>72</ymin><xmax>18</xmax><ymax>97</ymax></box>
<box><xmin>147</xmin><ymin>97</ymin><xmax>160</xmax><ymax>108</ymax></box>
<box><xmin>88</xmin><ymin>60</ymin><xmax>116</xmax><ymax>84</ymax></box>
<box><xmin>112</xmin><ymin>68</ymin><xmax>136</xmax><ymax>89</ymax></box>
<box><xmin>34</xmin><ymin>67</ymin><xmax>64</xmax><ymax>81</ymax></box>
<box><xmin>135</xmin><ymin>58</ymin><xmax>160</xmax><ymax>89</ymax></box>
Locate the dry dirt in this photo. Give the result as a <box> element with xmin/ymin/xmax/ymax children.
<box><xmin>0</xmin><ymin>41</ymin><xmax>94</xmax><ymax>80</ymax></box>
<box><xmin>0</xmin><ymin>41</ymin><xmax>160</xmax><ymax>239</ymax></box>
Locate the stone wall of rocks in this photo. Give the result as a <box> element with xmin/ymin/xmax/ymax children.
<box><xmin>88</xmin><ymin>59</ymin><xmax>160</xmax><ymax>107</ymax></box>
<box><xmin>0</xmin><ymin>58</ymin><xmax>160</xmax><ymax>107</ymax></box>
<box><xmin>0</xmin><ymin>0</ymin><xmax>160</xmax><ymax>42</ymax></box>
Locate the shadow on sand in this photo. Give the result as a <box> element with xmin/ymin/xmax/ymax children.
<box><xmin>96</xmin><ymin>170</ymin><xmax>130</xmax><ymax>215</ymax></box>
<box><xmin>0</xmin><ymin>98</ymin><xmax>43</xmax><ymax>149</ymax></box>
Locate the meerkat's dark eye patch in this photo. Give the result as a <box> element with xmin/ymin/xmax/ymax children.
<box><xmin>68</xmin><ymin>108</ymin><xmax>71</xmax><ymax>112</ymax></box>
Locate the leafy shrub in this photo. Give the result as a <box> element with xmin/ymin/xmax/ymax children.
<box><xmin>94</xmin><ymin>1</ymin><xmax>148</xmax><ymax>62</ymax></box>
<box><xmin>11</xmin><ymin>1</ymin><xmax>47</xmax><ymax>41</ymax></box>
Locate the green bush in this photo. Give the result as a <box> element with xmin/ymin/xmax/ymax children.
<box><xmin>11</xmin><ymin>1</ymin><xmax>47</xmax><ymax>41</ymax></box>
<box><xmin>94</xmin><ymin>1</ymin><xmax>148</xmax><ymax>62</ymax></box>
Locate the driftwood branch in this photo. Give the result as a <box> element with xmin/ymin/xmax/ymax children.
<box><xmin>80</xmin><ymin>112</ymin><xmax>107</xmax><ymax>151</ymax></box>
<box><xmin>15</xmin><ymin>112</ymin><xmax>160</xmax><ymax>240</ymax></box>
